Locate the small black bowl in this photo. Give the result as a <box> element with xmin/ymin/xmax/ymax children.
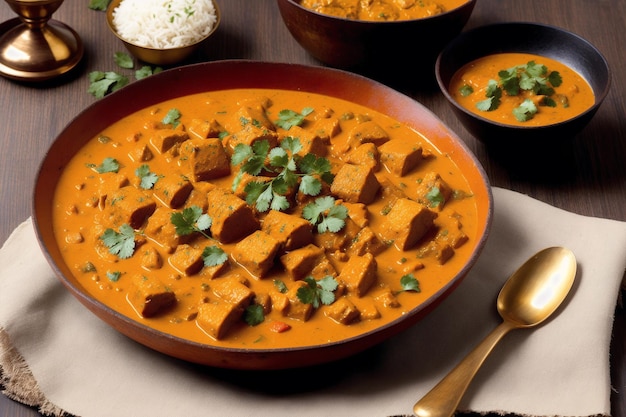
<box><xmin>436</xmin><ymin>22</ymin><xmax>611</xmax><ymax>149</ymax></box>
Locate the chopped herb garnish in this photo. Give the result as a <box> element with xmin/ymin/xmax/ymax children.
<box><xmin>273</xmin><ymin>279</ymin><xmax>288</xmax><ymax>293</ymax></box>
<box><xmin>201</xmin><ymin>246</ymin><xmax>228</xmax><ymax>267</ymax></box>
<box><xmin>302</xmin><ymin>196</ymin><xmax>348</xmax><ymax>233</ymax></box>
<box><xmin>135</xmin><ymin>164</ymin><xmax>159</xmax><ymax>189</ymax></box>
<box><xmin>396</xmin><ymin>274</ymin><xmax>421</xmax><ymax>294</ymax></box>
<box><xmin>231</xmin><ymin>138</ymin><xmax>333</xmax><ymax>212</ymax></box>
<box><xmin>425</xmin><ymin>186</ymin><xmax>445</xmax><ymax>208</ymax></box>
<box><xmin>476</xmin><ymin>79</ymin><xmax>502</xmax><ymax>111</ymax></box>
<box><xmin>275</xmin><ymin>107</ymin><xmax>314</xmax><ymax>130</ymax></box>
<box><xmin>162</xmin><ymin>108</ymin><xmax>182</xmax><ymax>128</ymax></box>
<box><xmin>297</xmin><ymin>276</ymin><xmax>338</xmax><ymax>308</ymax></box>
<box><xmin>473</xmin><ymin>60</ymin><xmax>566</xmax><ymax>121</ymax></box>
<box><xmin>100</xmin><ymin>224</ymin><xmax>136</xmax><ymax>259</ymax></box>
<box><xmin>459</xmin><ymin>84</ymin><xmax>474</xmax><ymax>97</ymax></box>
<box><xmin>244</xmin><ymin>304</ymin><xmax>265</xmax><ymax>326</ymax></box>
<box><xmin>512</xmin><ymin>98</ymin><xmax>538</xmax><ymax>122</ymax></box>
<box><xmin>106</xmin><ymin>271</ymin><xmax>122</xmax><ymax>282</ymax></box>
<box><xmin>95</xmin><ymin>157</ymin><xmax>120</xmax><ymax>174</ymax></box>
<box><xmin>171</xmin><ymin>206</ymin><xmax>212</xmax><ymax>239</ymax></box>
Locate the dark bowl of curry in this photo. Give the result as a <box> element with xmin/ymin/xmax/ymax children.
<box><xmin>276</xmin><ymin>0</ymin><xmax>476</xmax><ymax>76</ymax></box>
<box><xmin>33</xmin><ymin>60</ymin><xmax>492</xmax><ymax>370</ymax></box>
<box><xmin>436</xmin><ymin>22</ymin><xmax>611</xmax><ymax>148</ymax></box>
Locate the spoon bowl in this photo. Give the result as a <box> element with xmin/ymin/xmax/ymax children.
<box><xmin>413</xmin><ymin>246</ymin><xmax>577</xmax><ymax>417</ymax></box>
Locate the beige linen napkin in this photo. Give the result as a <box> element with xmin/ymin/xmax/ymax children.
<box><xmin>1</xmin><ymin>187</ymin><xmax>626</xmax><ymax>417</ymax></box>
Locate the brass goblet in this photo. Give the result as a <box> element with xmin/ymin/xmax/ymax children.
<box><xmin>0</xmin><ymin>0</ymin><xmax>83</xmax><ymax>82</ymax></box>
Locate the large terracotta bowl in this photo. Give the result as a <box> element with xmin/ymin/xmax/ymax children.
<box><xmin>33</xmin><ymin>61</ymin><xmax>492</xmax><ymax>370</ymax></box>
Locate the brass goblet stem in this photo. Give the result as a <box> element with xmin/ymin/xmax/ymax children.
<box><xmin>0</xmin><ymin>0</ymin><xmax>83</xmax><ymax>81</ymax></box>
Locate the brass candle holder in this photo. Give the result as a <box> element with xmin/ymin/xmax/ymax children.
<box><xmin>0</xmin><ymin>0</ymin><xmax>83</xmax><ymax>82</ymax></box>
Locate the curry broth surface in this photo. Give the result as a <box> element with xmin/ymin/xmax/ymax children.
<box><xmin>449</xmin><ymin>53</ymin><xmax>595</xmax><ymax>127</ymax></box>
<box><xmin>299</xmin><ymin>0</ymin><xmax>468</xmax><ymax>21</ymax></box>
<box><xmin>53</xmin><ymin>88</ymin><xmax>480</xmax><ymax>349</ymax></box>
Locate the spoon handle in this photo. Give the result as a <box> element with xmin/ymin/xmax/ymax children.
<box><xmin>413</xmin><ymin>321</ymin><xmax>516</xmax><ymax>417</ymax></box>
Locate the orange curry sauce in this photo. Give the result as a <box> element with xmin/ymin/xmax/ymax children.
<box><xmin>53</xmin><ymin>89</ymin><xmax>481</xmax><ymax>349</ymax></box>
<box><xmin>299</xmin><ymin>0</ymin><xmax>469</xmax><ymax>21</ymax></box>
<box><xmin>449</xmin><ymin>53</ymin><xmax>595</xmax><ymax>127</ymax></box>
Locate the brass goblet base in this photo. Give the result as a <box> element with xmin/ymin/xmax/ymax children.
<box><xmin>0</xmin><ymin>1</ymin><xmax>83</xmax><ymax>82</ymax></box>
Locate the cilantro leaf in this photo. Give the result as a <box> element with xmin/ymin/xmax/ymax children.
<box><xmin>135</xmin><ymin>65</ymin><xmax>163</xmax><ymax>80</ymax></box>
<box><xmin>512</xmin><ymin>99</ymin><xmax>538</xmax><ymax>122</ymax></box>
<box><xmin>244</xmin><ymin>304</ymin><xmax>265</xmax><ymax>326</ymax></box>
<box><xmin>273</xmin><ymin>280</ymin><xmax>288</xmax><ymax>293</ymax></box>
<box><xmin>162</xmin><ymin>108</ymin><xmax>182</xmax><ymax>128</ymax></box>
<box><xmin>88</xmin><ymin>0</ymin><xmax>111</xmax><ymax>11</ymax></box>
<box><xmin>297</xmin><ymin>276</ymin><xmax>338</xmax><ymax>308</ymax></box>
<box><xmin>302</xmin><ymin>196</ymin><xmax>347</xmax><ymax>233</ymax></box>
<box><xmin>114</xmin><ymin>52</ymin><xmax>134</xmax><ymax>69</ymax></box>
<box><xmin>396</xmin><ymin>274</ymin><xmax>421</xmax><ymax>294</ymax></box>
<box><xmin>95</xmin><ymin>157</ymin><xmax>120</xmax><ymax>173</ymax></box>
<box><xmin>87</xmin><ymin>71</ymin><xmax>129</xmax><ymax>98</ymax></box>
<box><xmin>459</xmin><ymin>84</ymin><xmax>474</xmax><ymax>97</ymax></box>
<box><xmin>170</xmin><ymin>206</ymin><xmax>212</xmax><ymax>239</ymax></box>
<box><xmin>275</xmin><ymin>107</ymin><xmax>314</xmax><ymax>130</ymax></box>
<box><xmin>232</xmin><ymin>138</ymin><xmax>333</xmax><ymax>213</ymax></box>
<box><xmin>425</xmin><ymin>186</ymin><xmax>445</xmax><ymax>208</ymax></box>
<box><xmin>106</xmin><ymin>271</ymin><xmax>121</xmax><ymax>282</ymax></box>
<box><xmin>201</xmin><ymin>246</ymin><xmax>228</xmax><ymax>267</ymax></box>
<box><xmin>135</xmin><ymin>164</ymin><xmax>159</xmax><ymax>189</ymax></box>
<box><xmin>100</xmin><ymin>224</ymin><xmax>136</xmax><ymax>259</ymax></box>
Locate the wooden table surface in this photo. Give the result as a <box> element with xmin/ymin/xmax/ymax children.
<box><xmin>1</xmin><ymin>0</ymin><xmax>625</xmax><ymax>416</ymax></box>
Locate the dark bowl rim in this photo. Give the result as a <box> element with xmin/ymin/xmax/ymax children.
<box><xmin>106</xmin><ymin>0</ymin><xmax>221</xmax><ymax>51</ymax></box>
<box><xmin>435</xmin><ymin>21</ymin><xmax>612</xmax><ymax>131</ymax></box>
<box><xmin>32</xmin><ymin>59</ymin><xmax>493</xmax><ymax>367</ymax></box>
<box><xmin>280</xmin><ymin>0</ymin><xmax>477</xmax><ymax>24</ymax></box>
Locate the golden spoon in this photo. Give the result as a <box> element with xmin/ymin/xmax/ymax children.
<box><xmin>413</xmin><ymin>246</ymin><xmax>577</xmax><ymax>417</ymax></box>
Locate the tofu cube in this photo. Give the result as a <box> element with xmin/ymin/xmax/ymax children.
<box><xmin>325</xmin><ymin>297</ymin><xmax>360</xmax><ymax>325</ymax></box>
<box><xmin>378</xmin><ymin>140</ymin><xmax>423</xmax><ymax>176</ymax></box>
<box><xmin>196</xmin><ymin>301</ymin><xmax>244</xmax><ymax>340</ymax></box>
<box><xmin>279</xmin><ymin>243</ymin><xmax>325</xmax><ymax>280</ymax></box>
<box><xmin>207</xmin><ymin>188</ymin><xmax>260</xmax><ymax>243</ymax></box>
<box><xmin>261</xmin><ymin>209</ymin><xmax>313</xmax><ymax>252</ymax></box>
<box><xmin>179</xmin><ymin>138</ymin><xmax>231</xmax><ymax>182</ymax></box>
<box><xmin>379</xmin><ymin>198</ymin><xmax>438</xmax><ymax>250</ymax></box>
<box><xmin>128</xmin><ymin>274</ymin><xmax>176</xmax><ymax>318</ymax></box>
<box><xmin>152</xmin><ymin>172</ymin><xmax>193</xmax><ymax>208</ymax></box>
<box><xmin>338</xmin><ymin>253</ymin><xmax>377</xmax><ymax>297</ymax></box>
<box><xmin>231</xmin><ymin>231</ymin><xmax>281</xmax><ymax>278</ymax></box>
<box><xmin>330</xmin><ymin>163</ymin><xmax>380</xmax><ymax>204</ymax></box>
<box><xmin>169</xmin><ymin>244</ymin><xmax>204</xmax><ymax>276</ymax></box>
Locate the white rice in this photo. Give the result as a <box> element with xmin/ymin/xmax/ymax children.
<box><xmin>112</xmin><ymin>0</ymin><xmax>217</xmax><ymax>49</ymax></box>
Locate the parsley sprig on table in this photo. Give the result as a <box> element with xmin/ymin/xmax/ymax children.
<box><xmin>231</xmin><ymin>137</ymin><xmax>334</xmax><ymax>212</ymax></box>
<box><xmin>87</xmin><ymin>51</ymin><xmax>162</xmax><ymax>98</ymax></box>
<box><xmin>467</xmin><ymin>60</ymin><xmax>564</xmax><ymax>122</ymax></box>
